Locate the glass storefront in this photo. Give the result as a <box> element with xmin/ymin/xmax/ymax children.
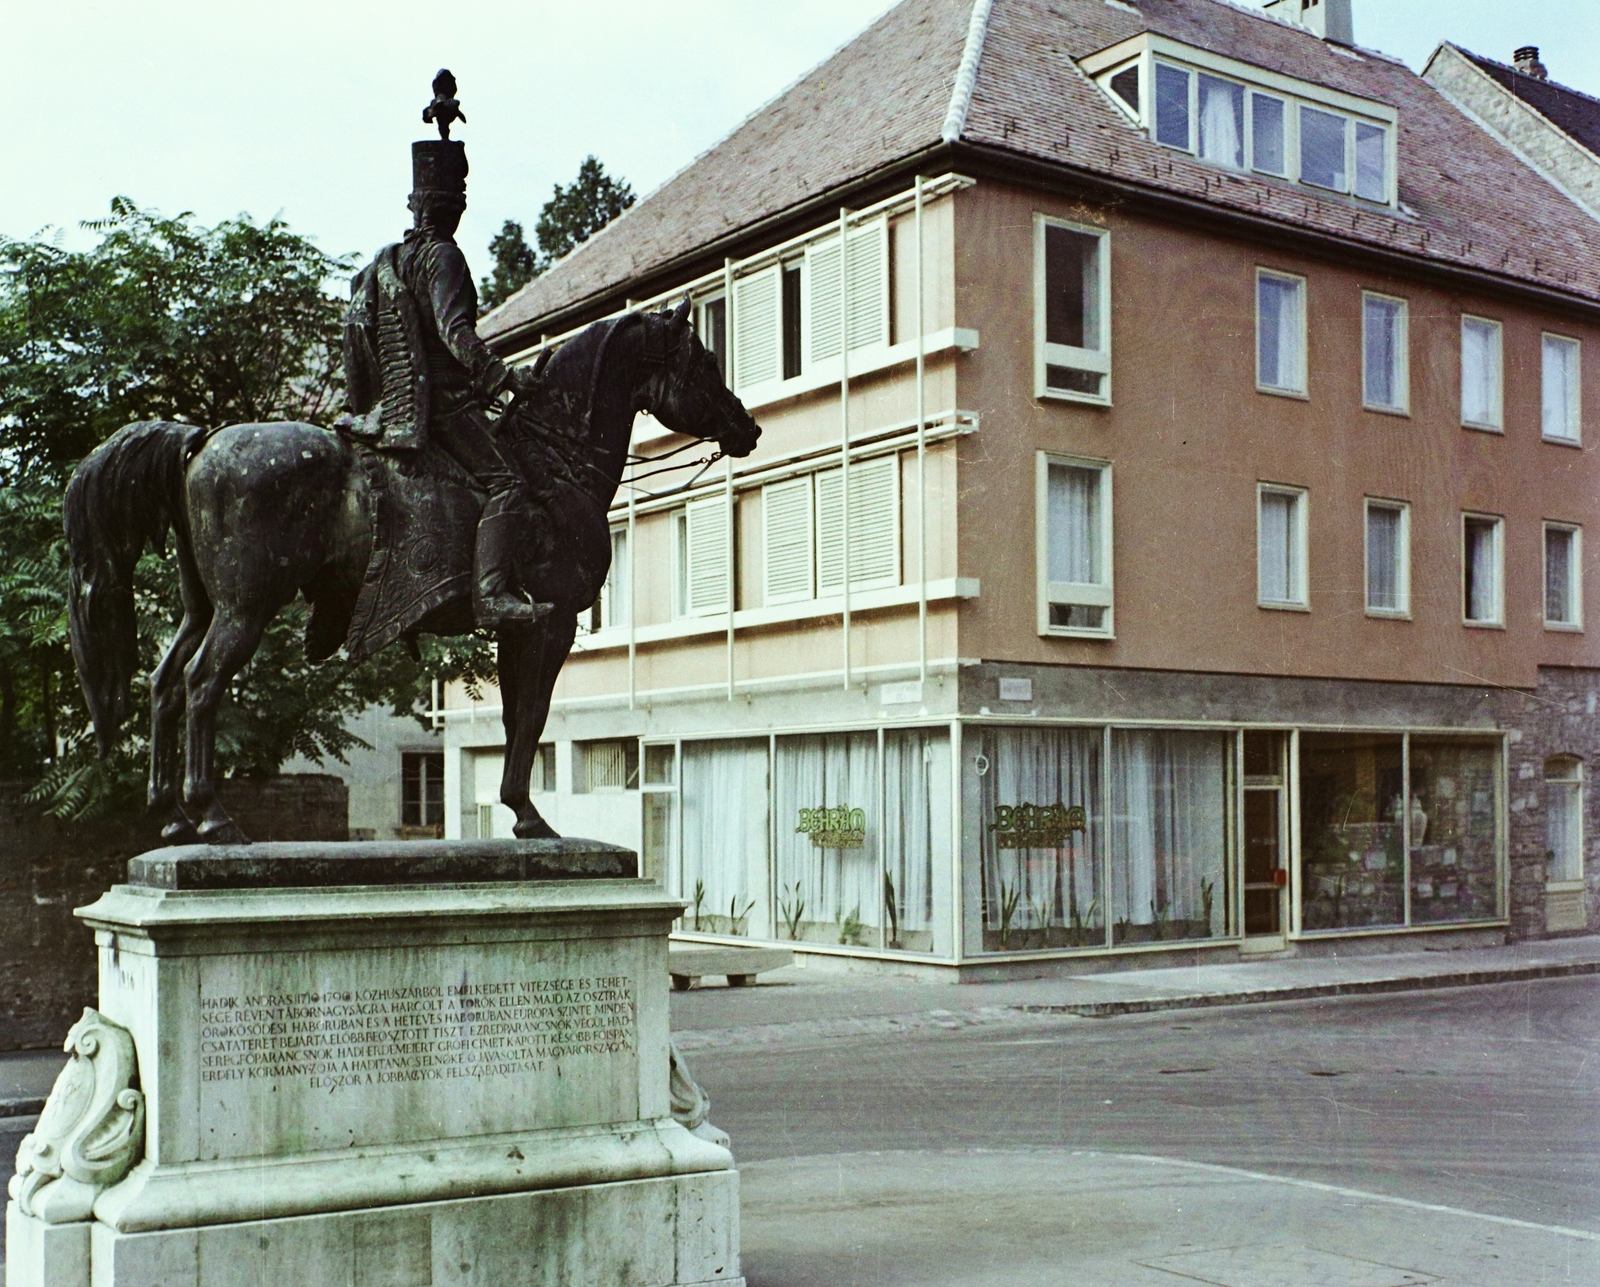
<box><xmin>656</xmin><ymin>720</ymin><xmax>1504</xmax><ymax>962</ymax></box>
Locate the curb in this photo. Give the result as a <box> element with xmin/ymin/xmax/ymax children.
<box><xmin>1011</xmin><ymin>958</ymin><xmax>1600</xmax><ymax>1018</ymax></box>
<box><xmin>0</xmin><ymin>1097</ymin><xmax>45</xmax><ymax>1119</ymax></box>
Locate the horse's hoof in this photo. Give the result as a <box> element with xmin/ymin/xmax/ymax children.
<box><xmin>160</xmin><ymin>819</ymin><xmax>200</xmax><ymax>846</ymax></box>
<box><xmin>513</xmin><ymin>818</ymin><xmax>560</xmax><ymax>840</ymax></box>
<box><xmin>198</xmin><ymin>819</ymin><xmax>252</xmax><ymax>846</ymax></box>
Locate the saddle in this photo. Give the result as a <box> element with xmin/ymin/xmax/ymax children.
<box><xmin>341</xmin><ymin>438</ymin><xmax>483</xmax><ymax>662</ymax></box>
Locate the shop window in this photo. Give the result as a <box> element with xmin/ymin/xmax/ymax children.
<box><xmin>1542</xmin><ymin>334</ymin><xmax>1582</xmax><ymax>443</ymax></box>
<box><xmin>1300</xmin><ymin>733</ymin><xmax>1406</xmax><ymax>931</ymax></box>
<box><xmin>775</xmin><ymin>732</ymin><xmax>881</xmax><ymax>946</ymax></box>
<box><xmin>1362</xmin><ymin>293</ymin><xmax>1408</xmax><ymax>413</ymax></box>
<box><xmin>1545</xmin><ymin>524</ymin><xmax>1582</xmax><ymax>629</ymax></box>
<box><xmin>815</xmin><ymin>456</ymin><xmax>899</xmax><ymax>594</ymax></box>
<box><xmin>1038</xmin><ymin>455</ymin><xmax>1114</xmax><ymax>636</ymax></box>
<box><xmin>680</xmin><ymin>738</ymin><xmax>769</xmax><ymax>934</ymax></box>
<box><xmin>1034</xmin><ymin>215</ymin><xmax>1111</xmax><ymax>403</ymax></box>
<box><xmin>577</xmin><ymin>739</ymin><xmax>639</xmax><ymax>793</ymax></box>
<box><xmin>1462</xmin><ymin>514</ymin><xmax>1503</xmax><ymax>626</ymax></box>
<box><xmin>883</xmin><ymin>729</ymin><xmax>954</xmax><ymax>954</ymax></box>
<box><xmin>1258</xmin><ymin>485</ymin><xmax>1308</xmax><ymax>608</ymax></box>
<box><xmin>1408</xmin><ymin>740</ymin><xmax>1501</xmax><ymax>923</ymax></box>
<box><xmin>1256</xmin><ymin>270</ymin><xmax>1306</xmax><ymax>395</ymax></box>
<box><xmin>401</xmin><ymin>751</ymin><xmax>444</xmax><ymax>832</ymax></box>
<box><xmin>1110</xmin><ymin>730</ymin><xmax>1230</xmax><ymax>945</ymax></box>
<box><xmin>1365</xmin><ymin>499</ymin><xmax>1409</xmax><ymax>617</ymax></box>
<box><xmin>1546</xmin><ymin>758</ymin><xmax>1584</xmax><ymax>884</ymax></box>
<box><xmin>971</xmin><ymin>726</ymin><xmax>1104</xmax><ymax>952</ymax></box>
<box><xmin>1461</xmin><ymin>316</ymin><xmax>1503</xmax><ymax>431</ymax></box>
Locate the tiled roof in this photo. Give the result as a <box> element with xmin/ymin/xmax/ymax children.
<box><xmin>1459</xmin><ymin>47</ymin><xmax>1600</xmax><ymax>157</ymax></box>
<box><xmin>482</xmin><ymin>0</ymin><xmax>1600</xmax><ymax>345</ymax></box>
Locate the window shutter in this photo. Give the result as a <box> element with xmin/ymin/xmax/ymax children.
<box><xmin>763</xmin><ymin>477</ymin><xmax>814</xmax><ymax>604</ymax></box>
<box><xmin>734</xmin><ymin>267</ymin><xmax>781</xmax><ymax>390</ymax></box>
<box><xmin>805</xmin><ymin>219</ymin><xmax>888</xmax><ymax>366</ymax></box>
<box><xmin>816</xmin><ymin>456</ymin><xmax>899</xmax><ymax>594</ymax></box>
<box><xmin>684</xmin><ymin>495</ymin><xmax>730</xmax><ymax>616</ymax></box>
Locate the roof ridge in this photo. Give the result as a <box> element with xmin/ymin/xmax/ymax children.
<box><xmin>1453</xmin><ymin>41</ymin><xmax>1600</xmax><ymax>113</ymax></box>
<box><xmin>942</xmin><ymin>0</ymin><xmax>995</xmax><ymax>143</ymax></box>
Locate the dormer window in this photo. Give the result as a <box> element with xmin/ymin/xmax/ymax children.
<box><xmin>1083</xmin><ymin>34</ymin><xmax>1398</xmax><ymax>208</ymax></box>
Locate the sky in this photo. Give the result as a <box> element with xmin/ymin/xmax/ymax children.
<box><xmin>4</xmin><ymin>1</ymin><xmax>1595</xmax><ymax>266</ymax></box>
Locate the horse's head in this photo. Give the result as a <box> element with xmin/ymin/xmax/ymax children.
<box><xmin>637</xmin><ymin>299</ymin><xmax>761</xmax><ymax>458</ymax></box>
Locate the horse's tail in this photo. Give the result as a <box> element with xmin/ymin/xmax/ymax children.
<box><xmin>63</xmin><ymin>420</ymin><xmax>208</xmax><ymax>754</ymax></box>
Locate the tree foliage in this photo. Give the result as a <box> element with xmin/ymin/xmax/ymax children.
<box><xmin>0</xmin><ymin>199</ymin><xmax>494</xmax><ymax>818</ymax></box>
<box><xmin>478</xmin><ymin>156</ymin><xmax>635</xmax><ymax>314</ymax></box>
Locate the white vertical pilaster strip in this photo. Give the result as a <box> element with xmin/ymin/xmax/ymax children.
<box><xmin>941</xmin><ymin>0</ymin><xmax>995</xmax><ymax>144</ymax></box>
<box><xmin>627</xmin><ymin>483</ymin><xmax>636</xmax><ymax>710</ymax></box>
<box><xmin>915</xmin><ymin>175</ymin><xmax>928</xmax><ymax>686</ymax></box>
<box><xmin>840</xmin><ymin>207</ymin><xmax>853</xmax><ymax>691</ymax></box>
<box><xmin>724</xmin><ymin>258</ymin><xmax>737</xmax><ymax>701</ymax></box>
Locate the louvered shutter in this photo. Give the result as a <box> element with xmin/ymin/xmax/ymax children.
<box><xmin>684</xmin><ymin>495</ymin><xmax>730</xmax><ymax>616</ymax></box>
<box><xmin>733</xmin><ymin>266</ymin><xmax>781</xmax><ymax>391</ymax></box>
<box><xmin>805</xmin><ymin>218</ymin><xmax>888</xmax><ymax>366</ymax></box>
<box><xmin>815</xmin><ymin>456</ymin><xmax>899</xmax><ymax>594</ymax></box>
<box><xmin>763</xmin><ymin>477</ymin><xmax>814</xmax><ymax>604</ymax></box>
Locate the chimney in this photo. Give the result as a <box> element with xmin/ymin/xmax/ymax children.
<box><xmin>1262</xmin><ymin>0</ymin><xmax>1354</xmax><ymax>45</ymax></box>
<box><xmin>1513</xmin><ymin>46</ymin><xmax>1549</xmax><ymax>81</ymax></box>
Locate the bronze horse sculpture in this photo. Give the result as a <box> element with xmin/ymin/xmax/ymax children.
<box><xmin>63</xmin><ymin>301</ymin><xmax>759</xmax><ymax>844</ymax></box>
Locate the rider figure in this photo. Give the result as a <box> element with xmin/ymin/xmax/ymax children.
<box><xmin>343</xmin><ymin>71</ymin><xmax>548</xmax><ymax>629</ymax></box>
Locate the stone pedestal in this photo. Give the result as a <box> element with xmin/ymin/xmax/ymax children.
<box><xmin>5</xmin><ymin>840</ymin><xmax>741</xmax><ymax>1287</ymax></box>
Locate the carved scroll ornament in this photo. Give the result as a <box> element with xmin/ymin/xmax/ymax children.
<box><xmin>8</xmin><ymin>1008</ymin><xmax>146</xmax><ymax>1223</ymax></box>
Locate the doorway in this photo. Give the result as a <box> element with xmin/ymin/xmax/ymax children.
<box><xmin>1242</xmin><ymin>732</ymin><xmax>1289</xmax><ymax>947</ymax></box>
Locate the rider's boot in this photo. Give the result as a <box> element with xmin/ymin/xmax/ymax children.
<box><xmin>473</xmin><ymin>494</ymin><xmax>554</xmax><ymax>629</ymax></box>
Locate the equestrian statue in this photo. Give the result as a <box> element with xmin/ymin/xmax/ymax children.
<box><xmin>62</xmin><ymin>73</ymin><xmax>760</xmax><ymax>845</ymax></box>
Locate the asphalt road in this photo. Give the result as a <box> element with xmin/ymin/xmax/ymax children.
<box><xmin>690</xmin><ymin>976</ymin><xmax>1600</xmax><ymax>1235</ymax></box>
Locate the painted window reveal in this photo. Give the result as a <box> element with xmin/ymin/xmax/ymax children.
<box><xmin>1365</xmin><ymin>500</ymin><xmax>1409</xmax><ymax>616</ymax></box>
<box><xmin>774</xmin><ymin>732</ymin><xmax>881</xmax><ymax>947</ymax></box>
<box><xmin>1545</xmin><ymin>524</ymin><xmax>1582</xmax><ymax>628</ymax></box>
<box><xmin>1256</xmin><ymin>271</ymin><xmax>1306</xmax><ymax>394</ymax></box>
<box><xmin>1362</xmin><ymin>293</ymin><xmax>1408</xmax><ymax>413</ymax></box>
<box><xmin>1542</xmin><ymin>334</ymin><xmax>1582</xmax><ymax>443</ymax></box>
<box><xmin>1110</xmin><ymin>729</ymin><xmax>1231</xmax><ymax>945</ymax></box>
<box><xmin>1461</xmin><ymin>316</ymin><xmax>1504</xmax><ymax>430</ymax></box>
<box><xmin>973</xmin><ymin>725</ymin><xmax>1104</xmax><ymax>952</ymax></box>
<box><xmin>1035</xmin><ymin>216</ymin><xmax>1111</xmax><ymax>402</ymax></box>
<box><xmin>1546</xmin><ymin>758</ymin><xmax>1585</xmax><ymax>883</ymax></box>
<box><xmin>1462</xmin><ymin>514</ymin><xmax>1503</xmax><ymax>625</ymax></box>
<box><xmin>1039</xmin><ymin>455</ymin><xmax>1114</xmax><ymax>635</ymax></box>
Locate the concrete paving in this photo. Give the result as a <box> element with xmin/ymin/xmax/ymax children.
<box><xmin>741</xmin><ymin>1148</ymin><xmax>1600</xmax><ymax>1286</ymax></box>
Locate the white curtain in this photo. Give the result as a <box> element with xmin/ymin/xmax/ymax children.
<box><xmin>1258</xmin><ymin>492</ymin><xmax>1295</xmax><ymax>602</ymax></box>
<box><xmin>774</xmin><ymin>733</ymin><xmax>880</xmax><ymax>939</ymax></box>
<box><xmin>1363</xmin><ymin>296</ymin><xmax>1402</xmax><ymax>409</ymax></box>
<box><xmin>1048</xmin><ymin>464</ymin><xmax>1100</xmax><ymax>584</ymax></box>
<box><xmin>681</xmin><ymin>739</ymin><xmax>769</xmax><ymax>930</ymax></box>
<box><xmin>1462</xmin><ymin>319</ymin><xmax>1500</xmax><ymax>426</ymax></box>
<box><xmin>1111</xmin><ymin>730</ymin><xmax>1228</xmax><ymax>937</ymax></box>
<box><xmin>1546</xmin><ymin>775</ymin><xmax>1583</xmax><ymax>883</ymax></box>
<box><xmin>1257</xmin><ymin>275</ymin><xmax>1302</xmax><ymax>390</ymax></box>
<box><xmin>1367</xmin><ymin>506</ymin><xmax>1400</xmax><ymax>611</ymax></box>
<box><xmin>1198</xmin><ymin>75</ymin><xmax>1243</xmax><ymax>168</ymax></box>
<box><xmin>883</xmin><ymin>729</ymin><xmax>952</xmax><ymax>951</ymax></box>
<box><xmin>978</xmin><ymin>728</ymin><xmax>1102</xmax><ymax>944</ymax></box>
<box><xmin>1542</xmin><ymin>335</ymin><xmax>1579</xmax><ymax>441</ymax></box>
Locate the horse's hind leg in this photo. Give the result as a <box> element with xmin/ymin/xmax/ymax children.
<box><xmin>182</xmin><ymin>607</ymin><xmax>272</xmax><ymax>845</ymax></box>
<box><xmin>501</xmin><ymin>614</ymin><xmax>577</xmax><ymax>840</ymax></box>
<box><xmin>149</xmin><ymin>548</ymin><xmax>212</xmax><ymax>844</ymax></box>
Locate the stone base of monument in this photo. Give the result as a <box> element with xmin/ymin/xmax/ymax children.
<box><xmin>5</xmin><ymin>840</ymin><xmax>742</xmax><ymax>1287</ymax></box>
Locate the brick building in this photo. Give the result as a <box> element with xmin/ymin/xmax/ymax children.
<box><xmin>444</xmin><ymin>0</ymin><xmax>1598</xmax><ymax>977</ymax></box>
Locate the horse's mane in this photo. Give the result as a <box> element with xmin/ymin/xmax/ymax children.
<box><xmin>500</xmin><ymin>315</ymin><xmax>631</xmax><ymax>448</ymax></box>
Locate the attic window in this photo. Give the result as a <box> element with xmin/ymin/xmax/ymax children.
<box><xmin>1085</xmin><ymin>34</ymin><xmax>1397</xmax><ymax>208</ymax></box>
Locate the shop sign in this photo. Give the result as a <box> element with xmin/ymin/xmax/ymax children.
<box><xmin>796</xmin><ymin>806</ymin><xmax>867</xmax><ymax>849</ymax></box>
<box><xmin>992</xmin><ymin>802</ymin><xmax>1086</xmax><ymax>849</ymax></box>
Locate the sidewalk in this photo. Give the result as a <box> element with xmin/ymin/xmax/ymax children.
<box><xmin>669</xmin><ymin>933</ymin><xmax>1600</xmax><ymax>1050</ymax></box>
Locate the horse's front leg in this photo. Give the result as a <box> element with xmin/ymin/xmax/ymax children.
<box><xmin>500</xmin><ymin>613</ymin><xmax>577</xmax><ymax>839</ymax></box>
<box><xmin>149</xmin><ymin>607</ymin><xmax>209</xmax><ymax>844</ymax></box>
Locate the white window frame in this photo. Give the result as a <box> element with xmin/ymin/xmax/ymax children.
<box><xmin>1461</xmin><ymin>512</ymin><xmax>1505</xmax><ymax>627</ymax></box>
<box><xmin>1460</xmin><ymin>315</ymin><xmax>1504</xmax><ymax>433</ymax></box>
<box><xmin>1363</xmin><ymin>498</ymin><xmax>1411</xmax><ymax>619</ymax></box>
<box><xmin>1545</xmin><ymin>757</ymin><xmax>1585</xmax><ymax>884</ymax></box>
<box><xmin>1257</xmin><ymin>483</ymin><xmax>1309</xmax><ymax>610</ymax></box>
<box><xmin>1036</xmin><ymin>452</ymin><xmax>1115</xmax><ymax>638</ymax></box>
<box><xmin>1256</xmin><ymin>269</ymin><xmax>1308</xmax><ymax>397</ymax></box>
<box><xmin>1033</xmin><ymin>214</ymin><xmax>1112</xmax><ymax>406</ymax></box>
<box><xmin>1544</xmin><ymin>522</ymin><xmax>1584</xmax><ymax>632</ymax></box>
<box><xmin>1542</xmin><ymin>333</ymin><xmax>1583</xmax><ymax>445</ymax></box>
<box><xmin>1361</xmin><ymin>291</ymin><xmax>1409</xmax><ymax>415</ymax></box>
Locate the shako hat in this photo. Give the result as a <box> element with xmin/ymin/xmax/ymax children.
<box><xmin>413</xmin><ymin>69</ymin><xmax>468</xmax><ymax>196</ymax></box>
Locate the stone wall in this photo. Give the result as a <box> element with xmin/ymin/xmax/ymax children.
<box><xmin>0</xmin><ymin>775</ymin><xmax>348</xmax><ymax>1050</ymax></box>
<box><xmin>1499</xmin><ymin>668</ymin><xmax>1600</xmax><ymax>941</ymax></box>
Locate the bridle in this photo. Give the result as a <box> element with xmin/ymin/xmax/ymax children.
<box><xmin>625</xmin><ymin>310</ymin><xmax>730</xmax><ymax>498</ymax></box>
